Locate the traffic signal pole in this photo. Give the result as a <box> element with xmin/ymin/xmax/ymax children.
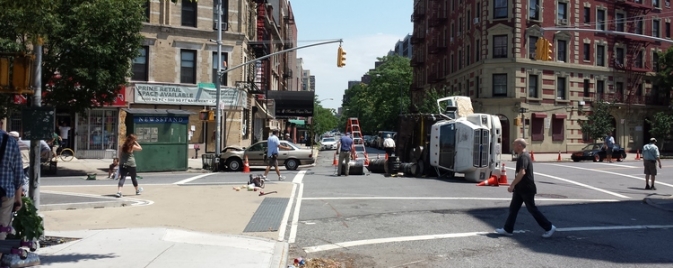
<box><xmin>29</xmin><ymin>38</ymin><xmax>43</xmax><ymax>208</ymax></box>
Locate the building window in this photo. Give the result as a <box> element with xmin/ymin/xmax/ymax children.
<box><xmin>132</xmin><ymin>46</ymin><xmax>149</xmax><ymax>81</ymax></box>
<box><xmin>475</xmin><ymin>76</ymin><xmax>480</xmax><ymax>98</ymax></box>
<box><xmin>557</xmin><ymin>77</ymin><xmax>566</xmax><ymax>100</ymax></box>
<box><xmin>493</xmin><ymin>35</ymin><xmax>508</xmax><ymax>58</ymax></box>
<box><xmin>557</xmin><ymin>2</ymin><xmax>567</xmax><ymax>20</ymax></box>
<box><xmin>529</xmin><ymin>36</ymin><xmax>538</xmax><ymax>58</ymax></box>
<box><xmin>615</xmin><ymin>13</ymin><xmax>625</xmax><ymax>32</ymax></box>
<box><xmin>181</xmin><ymin>0</ymin><xmax>197</xmax><ymax>27</ymax></box>
<box><xmin>467</xmin><ymin>10</ymin><xmax>471</xmax><ymax>30</ymax></box>
<box><xmin>666</xmin><ymin>22</ymin><xmax>671</xmax><ymax>38</ymax></box>
<box><xmin>636</xmin><ymin>18</ymin><xmax>643</xmax><ymax>34</ymax></box>
<box><xmin>180</xmin><ymin>50</ymin><xmax>196</xmax><ymax>84</ymax></box>
<box><xmin>616</xmin><ymin>82</ymin><xmax>624</xmax><ymax>99</ymax></box>
<box><xmin>597</xmin><ymin>45</ymin><xmax>605</xmax><ymax>66</ymax></box>
<box><xmin>597</xmin><ymin>80</ymin><xmax>605</xmax><ymax>100</ymax></box>
<box><xmin>654</xmin><ymin>52</ymin><xmax>660</xmax><ymax>72</ymax></box>
<box><xmin>531</xmin><ymin>117</ymin><xmax>544</xmax><ymax>141</ymax></box>
<box><xmin>213</xmin><ymin>0</ymin><xmax>229</xmax><ymax>30</ymax></box>
<box><xmin>212</xmin><ymin>52</ymin><xmax>228</xmax><ymax>85</ymax></box>
<box><xmin>475</xmin><ymin>40</ymin><xmax>481</xmax><ymax>61</ymax></box>
<box><xmin>458</xmin><ymin>50</ymin><xmax>463</xmax><ymax>69</ymax></box>
<box><xmin>653</xmin><ymin>20</ymin><xmax>660</xmax><ymax>37</ymax></box>
<box><xmin>492</xmin><ymin>73</ymin><xmax>507</xmax><ymax>97</ymax></box>
<box><xmin>616</xmin><ymin>47</ymin><xmax>625</xmax><ymax>65</ymax></box>
<box><xmin>144</xmin><ymin>0</ymin><xmax>150</xmax><ymax>22</ymax></box>
<box><xmin>583</xmin><ymin>43</ymin><xmax>590</xmax><ymax>61</ymax></box>
<box><xmin>494</xmin><ymin>0</ymin><xmax>508</xmax><ymax>19</ymax></box>
<box><xmin>557</xmin><ymin>40</ymin><xmax>567</xmax><ymax>62</ymax></box>
<box><xmin>466</xmin><ymin>45</ymin><xmax>471</xmax><ymax>65</ymax></box>
<box><xmin>529</xmin><ymin>0</ymin><xmax>540</xmax><ymax>20</ymax></box>
<box><xmin>597</xmin><ymin>9</ymin><xmax>606</xmax><ymax>30</ymax></box>
<box><xmin>583</xmin><ymin>7</ymin><xmax>590</xmax><ymax>23</ymax></box>
<box><xmin>635</xmin><ymin>52</ymin><xmax>643</xmax><ymax>68</ymax></box>
<box><xmin>529</xmin><ymin>74</ymin><xmax>538</xmax><ymax>98</ymax></box>
<box><xmin>583</xmin><ymin>79</ymin><xmax>590</xmax><ymax>97</ymax></box>
<box><xmin>654</xmin><ymin>0</ymin><xmax>660</xmax><ymax>8</ymax></box>
<box><xmin>476</xmin><ymin>2</ymin><xmax>481</xmax><ymax>18</ymax></box>
<box><xmin>552</xmin><ymin>117</ymin><xmax>565</xmax><ymax>141</ymax></box>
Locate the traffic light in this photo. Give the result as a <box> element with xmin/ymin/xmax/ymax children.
<box><xmin>534</xmin><ymin>37</ymin><xmax>546</xmax><ymax>60</ymax></box>
<box><xmin>337</xmin><ymin>46</ymin><xmax>347</xmax><ymax>67</ymax></box>
<box><xmin>199</xmin><ymin>110</ymin><xmax>215</xmax><ymax>121</ymax></box>
<box><xmin>546</xmin><ymin>39</ymin><xmax>553</xmax><ymax>61</ymax></box>
<box><xmin>12</xmin><ymin>56</ymin><xmax>33</xmax><ymax>92</ymax></box>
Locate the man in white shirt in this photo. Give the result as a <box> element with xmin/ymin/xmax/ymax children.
<box><xmin>59</xmin><ymin>122</ymin><xmax>71</xmax><ymax>149</ymax></box>
<box><xmin>383</xmin><ymin>134</ymin><xmax>396</xmax><ymax>157</ymax></box>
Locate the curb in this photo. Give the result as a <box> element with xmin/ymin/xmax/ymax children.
<box><xmin>270</xmin><ymin>241</ymin><xmax>289</xmax><ymax>268</ymax></box>
<box><xmin>40</xmin><ymin>199</ymin><xmax>136</xmax><ymax>212</ymax></box>
<box><xmin>644</xmin><ymin>194</ymin><xmax>673</xmax><ymax>213</ymax></box>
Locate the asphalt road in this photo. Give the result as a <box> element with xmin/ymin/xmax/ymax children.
<box><xmin>284</xmin><ymin>148</ymin><xmax>673</xmax><ymax>267</ymax></box>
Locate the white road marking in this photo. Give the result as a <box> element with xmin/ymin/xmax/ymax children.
<box><xmin>599</xmin><ymin>163</ymin><xmax>637</xmax><ymax>168</ymax></box>
<box><xmin>43</xmin><ymin>183</ymin><xmax>176</xmax><ymax>188</ymax></box>
<box><xmin>277</xmin><ymin>183</ymin><xmax>297</xmax><ymax>241</ymax></box>
<box><xmin>548</xmin><ymin>164</ymin><xmax>673</xmax><ymax>189</ymax></box>
<box><xmin>41</xmin><ymin>190</ymin><xmax>154</xmax><ymax>207</ymax></box>
<box><xmin>173</xmin><ymin>173</ymin><xmax>213</xmax><ymax>185</ymax></box>
<box><xmin>288</xmin><ymin>170</ymin><xmax>307</xmax><ymax>244</ymax></box>
<box><xmin>303</xmin><ymin>224</ymin><xmax>673</xmax><ymax>253</ymax></box>
<box><xmin>301</xmin><ymin>197</ymin><xmax>619</xmax><ymax>202</ymax></box>
<box><xmin>506</xmin><ymin>167</ymin><xmax>630</xmax><ymax>199</ymax></box>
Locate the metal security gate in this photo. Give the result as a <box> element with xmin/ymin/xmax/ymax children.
<box><xmin>75</xmin><ymin>109</ymin><xmax>119</xmax><ymax>159</ymax></box>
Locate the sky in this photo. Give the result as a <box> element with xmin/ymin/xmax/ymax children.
<box><xmin>291</xmin><ymin>0</ymin><xmax>413</xmax><ymax>111</ymax></box>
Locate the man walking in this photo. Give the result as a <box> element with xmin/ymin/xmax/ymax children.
<box><xmin>383</xmin><ymin>134</ymin><xmax>396</xmax><ymax>157</ymax></box>
<box><xmin>0</xmin><ymin>129</ymin><xmax>25</xmax><ymax>257</ymax></box>
<box><xmin>263</xmin><ymin>130</ymin><xmax>290</xmax><ymax>181</ymax></box>
<box><xmin>336</xmin><ymin>132</ymin><xmax>355</xmax><ymax>176</ymax></box>
<box><xmin>495</xmin><ymin>138</ymin><xmax>556</xmax><ymax>238</ymax></box>
<box><xmin>603</xmin><ymin>132</ymin><xmax>616</xmax><ymax>163</ymax></box>
<box><xmin>642</xmin><ymin>137</ymin><xmax>662</xmax><ymax>190</ymax></box>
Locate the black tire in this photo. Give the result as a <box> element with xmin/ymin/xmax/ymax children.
<box><xmin>572</xmin><ymin>158</ymin><xmax>580</xmax><ymax>162</ymax></box>
<box><xmin>285</xmin><ymin>159</ymin><xmax>299</xmax><ymax>170</ymax></box>
<box><xmin>593</xmin><ymin>154</ymin><xmax>600</xmax><ymax>162</ymax></box>
<box><xmin>227</xmin><ymin>158</ymin><xmax>243</xmax><ymax>171</ymax></box>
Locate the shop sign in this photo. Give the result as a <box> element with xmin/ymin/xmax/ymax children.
<box><xmin>134</xmin><ymin>83</ymin><xmax>244</xmax><ymax>108</ymax></box>
<box><xmin>133</xmin><ymin>116</ymin><xmax>189</xmax><ymax>124</ymax></box>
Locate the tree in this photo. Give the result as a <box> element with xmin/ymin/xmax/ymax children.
<box><xmin>361</xmin><ymin>55</ymin><xmax>412</xmax><ymax>131</ymax></box>
<box><xmin>580</xmin><ymin>100</ymin><xmax>615</xmax><ymax>143</ymax></box>
<box><xmin>654</xmin><ymin>49</ymin><xmax>673</xmax><ymax>107</ymax></box>
<box><xmin>646</xmin><ymin>111</ymin><xmax>673</xmax><ymax>149</ymax></box>
<box><xmin>0</xmin><ymin>0</ymin><xmax>146</xmax><ymax>117</ymax></box>
<box><xmin>312</xmin><ymin>96</ymin><xmax>338</xmax><ymax>140</ymax></box>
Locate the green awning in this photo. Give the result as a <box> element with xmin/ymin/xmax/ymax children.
<box><xmin>288</xmin><ymin>119</ymin><xmax>305</xmax><ymax>126</ymax></box>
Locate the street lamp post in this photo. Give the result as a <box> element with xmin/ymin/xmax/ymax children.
<box><xmin>214</xmin><ymin>0</ymin><xmax>224</xmax><ymax>164</ymax></box>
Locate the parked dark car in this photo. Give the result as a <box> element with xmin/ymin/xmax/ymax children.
<box><xmin>571</xmin><ymin>143</ymin><xmax>627</xmax><ymax>162</ymax></box>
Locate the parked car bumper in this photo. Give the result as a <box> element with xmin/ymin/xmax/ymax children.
<box><xmin>302</xmin><ymin>158</ymin><xmax>316</xmax><ymax>165</ymax></box>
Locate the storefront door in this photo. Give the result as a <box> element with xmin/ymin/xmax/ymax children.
<box><xmin>75</xmin><ymin>109</ymin><xmax>119</xmax><ymax>159</ymax></box>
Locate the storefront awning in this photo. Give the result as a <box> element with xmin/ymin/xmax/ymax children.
<box><xmin>553</xmin><ymin>113</ymin><xmax>567</xmax><ymax>119</ymax></box>
<box><xmin>253</xmin><ymin>100</ymin><xmax>275</xmax><ymax>119</ymax></box>
<box><xmin>532</xmin><ymin>112</ymin><xmax>547</xmax><ymax>118</ymax></box>
<box><xmin>288</xmin><ymin>119</ymin><xmax>305</xmax><ymax>126</ymax></box>
<box><xmin>267</xmin><ymin>91</ymin><xmax>315</xmax><ymax>117</ymax></box>
<box><xmin>133</xmin><ymin>83</ymin><xmax>246</xmax><ymax>110</ymax></box>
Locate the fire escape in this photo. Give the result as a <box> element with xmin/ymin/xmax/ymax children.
<box><xmin>410</xmin><ymin>0</ymin><xmax>427</xmax><ymax>111</ymax></box>
<box><xmin>606</xmin><ymin>0</ymin><xmax>655</xmax><ymax>106</ymax></box>
<box><xmin>249</xmin><ymin>0</ymin><xmax>271</xmax><ymax>95</ymax></box>
<box><xmin>425</xmin><ymin>0</ymin><xmax>447</xmax><ymax>86</ymax></box>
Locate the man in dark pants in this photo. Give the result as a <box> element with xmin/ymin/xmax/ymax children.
<box><xmin>495</xmin><ymin>138</ymin><xmax>556</xmax><ymax>238</ymax></box>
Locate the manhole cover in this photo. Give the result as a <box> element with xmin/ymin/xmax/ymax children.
<box><xmin>537</xmin><ymin>194</ymin><xmax>567</xmax><ymax>199</ymax></box>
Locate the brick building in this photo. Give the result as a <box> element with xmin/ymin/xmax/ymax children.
<box><xmin>411</xmin><ymin>0</ymin><xmax>673</xmax><ymax>153</ymax></box>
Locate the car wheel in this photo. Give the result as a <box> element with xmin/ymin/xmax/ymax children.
<box><xmin>285</xmin><ymin>159</ymin><xmax>299</xmax><ymax>170</ymax></box>
<box><xmin>227</xmin><ymin>158</ymin><xmax>243</xmax><ymax>171</ymax></box>
<box><xmin>593</xmin><ymin>154</ymin><xmax>600</xmax><ymax>162</ymax></box>
<box><xmin>572</xmin><ymin>158</ymin><xmax>580</xmax><ymax>162</ymax></box>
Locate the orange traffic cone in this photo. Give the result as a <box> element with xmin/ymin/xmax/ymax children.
<box><xmin>477</xmin><ymin>176</ymin><xmax>499</xmax><ymax>186</ymax></box>
<box><xmin>499</xmin><ymin>163</ymin><xmax>509</xmax><ymax>185</ymax></box>
<box><xmin>635</xmin><ymin>150</ymin><xmax>641</xmax><ymax>160</ymax></box>
<box><xmin>243</xmin><ymin>155</ymin><xmax>250</xmax><ymax>173</ymax></box>
<box><xmin>557</xmin><ymin>151</ymin><xmax>562</xmax><ymax>162</ymax></box>
<box><xmin>332</xmin><ymin>153</ymin><xmax>338</xmax><ymax>166</ymax></box>
<box><xmin>530</xmin><ymin>151</ymin><xmax>536</xmax><ymax>162</ymax></box>
<box><xmin>364</xmin><ymin>153</ymin><xmax>370</xmax><ymax>166</ymax></box>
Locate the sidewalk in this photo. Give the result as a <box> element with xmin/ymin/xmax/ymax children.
<box><xmin>47</xmin><ymin>158</ymin><xmax>206</xmax><ymax>177</ymax></box>
<box><xmin>37</xmin><ymin>181</ymin><xmax>294</xmax><ymax>267</ymax></box>
<box><xmin>38</xmin><ymin>228</ymin><xmax>287</xmax><ymax>268</ymax></box>
<box><xmin>501</xmin><ymin>152</ymin><xmax>643</xmax><ymax>162</ymax></box>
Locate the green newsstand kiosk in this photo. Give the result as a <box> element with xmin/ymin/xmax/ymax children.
<box><xmin>123</xmin><ymin>109</ymin><xmax>192</xmax><ymax>172</ymax></box>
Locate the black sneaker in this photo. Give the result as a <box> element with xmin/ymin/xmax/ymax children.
<box><xmin>651</xmin><ymin>186</ymin><xmax>657</xmax><ymax>191</ymax></box>
<box><xmin>645</xmin><ymin>185</ymin><xmax>651</xmax><ymax>190</ymax></box>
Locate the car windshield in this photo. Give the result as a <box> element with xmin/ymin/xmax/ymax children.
<box><xmin>582</xmin><ymin>144</ymin><xmax>602</xmax><ymax>150</ymax></box>
<box><xmin>283</xmin><ymin>141</ymin><xmax>301</xmax><ymax>149</ymax></box>
<box><xmin>322</xmin><ymin>138</ymin><xmax>335</xmax><ymax>142</ymax></box>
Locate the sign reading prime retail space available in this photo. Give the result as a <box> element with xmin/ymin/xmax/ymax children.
<box><xmin>134</xmin><ymin>84</ymin><xmax>244</xmax><ymax>108</ymax></box>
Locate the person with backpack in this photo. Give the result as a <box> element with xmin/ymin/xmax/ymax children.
<box><xmin>0</xmin><ymin>130</ymin><xmax>25</xmax><ymax>258</ymax></box>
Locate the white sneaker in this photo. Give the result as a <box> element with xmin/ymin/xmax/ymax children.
<box><xmin>115</xmin><ymin>192</ymin><xmax>122</xmax><ymax>198</ymax></box>
<box><xmin>278</xmin><ymin>176</ymin><xmax>285</xmax><ymax>181</ymax></box>
<box><xmin>495</xmin><ymin>228</ymin><xmax>513</xmax><ymax>236</ymax></box>
<box><xmin>542</xmin><ymin>225</ymin><xmax>556</xmax><ymax>238</ymax></box>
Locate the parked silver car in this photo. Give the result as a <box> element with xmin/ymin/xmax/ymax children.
<box><xmin>220</xmin><ymin>140</ymin><xmax>315</xmax><ymax>171</ymax></box>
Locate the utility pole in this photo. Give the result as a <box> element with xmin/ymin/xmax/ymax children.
<box><xmin>214</xmin><ymin>0</ymin><xmax>223</xmax><ymax>162</ymax></box>
<box><xmin>519</xmin><ymin>107</ymin><xmax>528</xmax><ymax>139</ymax></box>
<box><xmin>29</xmin><ymin>38</ymin><xmax>43</xmax><ymax>208</ymax></box>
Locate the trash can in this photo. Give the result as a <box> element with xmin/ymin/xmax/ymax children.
<box><xmin>202</xmin><ymin>153</ymin><xmax>216</xmax><ymax>171</ymax></box>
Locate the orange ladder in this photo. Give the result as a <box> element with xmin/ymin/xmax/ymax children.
<box><xmin>345</xmin><ymin>118</ymin><xmax>369</xmax><ymax>166</ymax></box>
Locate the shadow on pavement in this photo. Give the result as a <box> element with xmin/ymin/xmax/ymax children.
<box><xmin>467</xmin><ymin>200</ymin><xmax>673</xmax><ymax>265</ymax></box>
<box><xmin>40</xmin><ymin>253</ymin><xmax>117</xmax><ymax>264</ymax></box>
